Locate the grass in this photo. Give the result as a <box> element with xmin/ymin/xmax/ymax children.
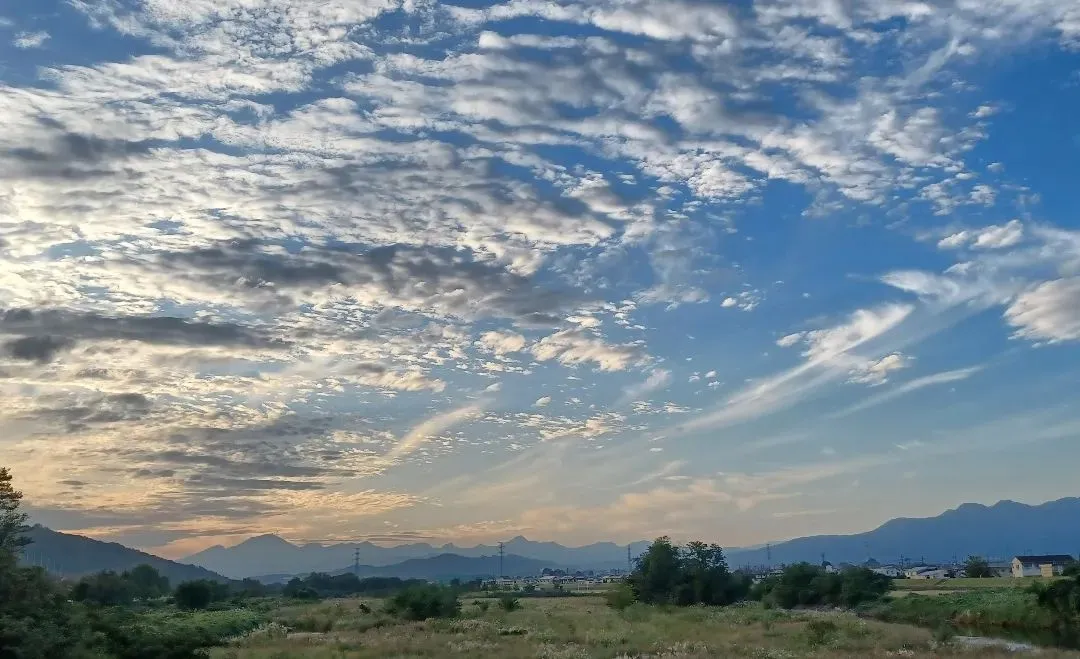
<box><xmin>893</xmin><ymin>578</ymin><xmax>1056</xmax><ymax>592</ymax></box>
<box><xmin>208</xmin><ymin>595</ymin><xmax>1080</xmax><ymax>658</ymax></box>
<box><xmin>860</xmin><ymin>587</ymin><xmax>1075</xmax><ymax>648</ymax></box>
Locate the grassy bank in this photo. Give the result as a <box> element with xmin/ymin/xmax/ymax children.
<box><xmin>862</xmin><ymin>588</ymin><xmax>1065</xmax><ymax>641</ymax></box>
<box><xmin>210</xmin><ymin>595</ymin><xmax>1080</xmax><ymax>658</ymax></box>
<box><xmin>893</xmin><ymin>577</ymin><xmax>1055</xmax><ymax>592</ymax></box>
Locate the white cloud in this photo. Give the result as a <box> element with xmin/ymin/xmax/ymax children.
<box><xmin>721</xmin><ymin>297</ymin><xmax>738</xmax><ymax>308</ymax></box>
<box><xmin>534</xmin><ymin>396</ymin><xmax>552</xmax><ymax>408</ymax></box>
<box><xmin>973</xmin><ymin>220</ymin><xmax>1024</xmax><ymax>249</ymax></box>
<box><xmin>621</xmin><ymin>368</ymin><xmax>672</xmax><ymax>403</ymax></box>
<box><xmin>478</xmin><ymin>331</ymin><xmax>527</xmax><ymax>355</ymax></box>
<box><xmin>848</xmin><ymin>353</ymin><xmax>910</xmax><ymax>386</ymax></box>
<box><xmin>531</xmin><ymin>328</ymin><xmax>646</xmax><ymax>371</ymax></box>
<box><xmin>13</xmin><ymin>31</ymin><xmax>49</xmax><ymax>48</ymax></box>
<box><xmin>832</xmin><ymin>366</ymin><xmax>982</xmax><ymax>418</ymax></box>
<box><xmin>1005</xmin><ymin>278</ymin><xmax>1080</xmax><ymax>343</ymax></box>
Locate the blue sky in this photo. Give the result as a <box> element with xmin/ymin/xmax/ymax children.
<box><xmin>1</xmin><ymin>0</ymin><xmax>1079</xmax><ymax>558</ymax></box>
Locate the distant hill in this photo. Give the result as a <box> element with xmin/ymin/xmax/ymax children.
<box><xmin>256</xmin><ymin>552</ymin><xmax>557</xmax><ymax>583</ymax></box>
<box><xmin>727</xmin><ymin>497</ymin><xmax>1080</xmax><ymax>567</ymax></box>
<box><xmin>183</xmin><ymin>496</ymin><xmax>1080</xmax><ymax>578</ymax></box>
<box><xmin>19</xmin><ymin>525</ymin><xmax>230</xmax><ymax>583</ymax></box>
<box><xmin>185</xmin><ymin>534</ymin><xmax>651</xmax><ymax>579</ymax></box>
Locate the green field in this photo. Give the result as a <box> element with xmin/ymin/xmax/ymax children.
<box><xmin>209</xmin><ymin>596</ymin><xmax>1080</xmax><ymax>658</ymax></box>
<box><xmin>893</xmin><ymin>577</ymin><xmax>1055</xmax><ymax>592</ymax></box>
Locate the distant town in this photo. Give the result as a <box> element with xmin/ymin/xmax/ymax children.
<box><xmin>477</xmin><ymin>553</ymin><xmax>1078</xmax><ymax>590</ymax></box>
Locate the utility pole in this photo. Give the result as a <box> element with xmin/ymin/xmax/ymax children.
<box><xmin>627</xmin><ymin>544</ymin><xmax>632</xmax><ymax>574</ymax></box>
<box><xmin>498</xmin><ymin>542</ymin><xmax>505</xmax><ymax>579</ymax></box>
<box><xmin>766</xmin><ymin>542</ymin><xmax>772</xmax><ymax>566</ymax></box>
<box><xmin>353</xmin><ymin>548</ymin><xmax>360</xmax><ymax>576</ymax></box>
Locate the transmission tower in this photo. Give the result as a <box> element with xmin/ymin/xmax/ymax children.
<box><xmin>353</xmin><ymin>548</ymin><xmax>360</xmax><ymax>575</ymax></box>
<box><xmin>498</xmin><ymin>542</ymin><xmax>505</xmax><ymax>579</ymax></box>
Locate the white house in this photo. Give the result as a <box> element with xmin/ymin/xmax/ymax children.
<box><xmin>905</xmin><ymin>567</ymin><xmax>951</xmax><ymax>580</ymax></box>
<box><xmin>1011</xmin><ymin>555</ymin><xmax>1074</xmax><ymax>578</ymax></box>
<box><xmin>871</xmin><ymin>565</ymin><xmax>904</xmax><ymax>578</ymax></box>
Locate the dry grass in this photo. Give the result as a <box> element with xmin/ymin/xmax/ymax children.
<box><xmin>208</xmin><ymin>596</ymin><xmax>1080</xmax><ymax>658</ymax></box>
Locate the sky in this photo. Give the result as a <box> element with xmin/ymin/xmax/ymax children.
<box><xmin>1</xmin><ymin>0</ymin><xmax>1079</xmax><ymax>560</ymax></box>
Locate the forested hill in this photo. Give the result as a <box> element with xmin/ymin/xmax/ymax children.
<box><xmin>20</xmin><ymin>525</ymin><xmax>230</xmax><ymax>583</ymax></box>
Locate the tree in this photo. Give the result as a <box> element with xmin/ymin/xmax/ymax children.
<box><xmin>0</xmin><ymin>468</ymin><xmax>86</xmax><ymax>658</ymax></box>
<box><xmin>963</xmin><ymin>555</ymin><xmax>992</xmax><ymax>578</ymax></box>
<box><xmin>174</xmin><ymin>580</ymin><xmax>214</xmax><ymax>610</ymax></box>
<box><xmin>753</xmin><ymin>563</ymin><xmax>890</xmax><ymax>609</ymax></box>
<box><xmin>124</xmin><ymin>564</ymin><xmax>171</xmax><ymax>599</ymax></box>
<box><xmin>70</xmin><ymin>570</ymin><xmax>136</xmax><ymax>606</ymax></box>
<box><xmin>0</xmin><ymin>468</ymin><xmax>31</xmax><ymax>560</ymax></box>
<box><xmin>629</xmin><ymin>537</ymin><xmax>683</xmax><ymax>604</ymax></box>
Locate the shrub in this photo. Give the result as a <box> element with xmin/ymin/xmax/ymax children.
<box><xmin>804</xmin><ymin>618</ymin><xmax>839</xmax><ymax>647</ymax></box>
<box><xmin>473</xmin><ymin>599</ymin><xmax>490</xmax><ymax>612</ymax></box>
<box><xmin>174</xmin><ymin>580</ymin><xmax>214</xmax><ymax>610</ymax></box>
<box><xmin>756</xmin><ymin>564</ymin><xmax>891</xmax><ymax>610</ymax></box>
<box><xmin>605</xmin><ymin>582</ymin><xmax>636</xmax><ymax>611</ymax></box>
<box><xmin>385</xmin><ymin>584</ymin><xmax>461</xmax><ymax>621</ymax></box>
<box><xmin>498</xmin><ymin>594</ymin><xmax>522</xmax><ymax>612</ymax></box>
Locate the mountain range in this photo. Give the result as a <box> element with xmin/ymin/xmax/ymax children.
<box><xmin>184</xmin><ymin>534</ymin><xmax>652</xmax><ymax>579</ymax></box>
<box><xmin>255</xmin><ymin>553</ymin><xmax>558</xmax><ymax>584</ymax></box>
<box><xmin>725</xmin><ymin>498</ymin><xmax>1080</xmax><ymax>567</ymax></box>
<box><xmin>185</xmin><ymin>497</ymin><xmax>1080</xmax><ymax>578</ymax></box>
<box><xmin>18</xmin><ymin>525</ymin><xmax>229</xmax><ymax>583</ymax></box>
<box><xmin>22</xmin><ymin>497</ymin><xmax>1080</xmax><ymax>582</ymax></box>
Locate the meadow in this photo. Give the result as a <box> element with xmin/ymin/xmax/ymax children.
<box><xmin>210</xmin><ymin>595</ymin><xmax>1080</xmax><ymax>659</ymax></box>
<box><xmin>892</xmin><ymin>577</ymin><xmax>1054</xmax><ymax>592</ymax></box>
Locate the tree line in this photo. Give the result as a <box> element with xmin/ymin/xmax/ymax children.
<box><xmin>607</xmin><ymin>536</ymin><xmax>893</xmax><ymax>610</ymax></box>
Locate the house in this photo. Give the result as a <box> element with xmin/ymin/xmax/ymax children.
<box><xmin>1011</xmin><ymin>555</ymin><xmax>1075</xmax><ymax>578</ymax></box>
<box><xmin>871</xmin><ymin>565</ymin><xmax>904</xmax><ymax>578</ymax></box>
<box><xmin>988</xmin><ymin>562</ymin><xmax>1012</xmax><ymax>578</ymax></box>
<box><xmin>905</xmin><ymin>566</ymin><xmax>951</xmax><ymax>580</ymax></box>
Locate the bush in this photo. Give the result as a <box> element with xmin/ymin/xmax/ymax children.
<box><xmin>385</xmin><ymin>584</ymin><xmax>460</xmax><ymax>621</ymax></box>
<box><xmin>473</xmin><ymin>599</ymin><xmax>490</xmax><ymax>612</ymax></box>
<box><xmin>498</xmin><ymin>595</ymin><xmax>521</xmax><ymax>612</ymax></box>
<box><xmin>804</xmin><ymin>619</ymin><xmax>839</xmax><ymax>647</ymax></box>
<box><xmin>174</xmin><ymin>581</ymin><xmax>214</xmax><ymax>610</ymax></box>
<box><xmin>605</xmin><ymin>582</ymin><xmax>636</xmax><ymax>611</ymax></box>
<box><xmin>756</xmin><ymin>564</ymin><xmax>891</xmax><ymax>610</ymax></box>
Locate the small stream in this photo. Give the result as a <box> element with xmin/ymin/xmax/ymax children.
<box><xmin>950</xmin><ymin>625</ymin><xmax>1079</xmax><ymax>653</ymax></box>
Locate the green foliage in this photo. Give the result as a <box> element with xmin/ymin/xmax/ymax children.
<box><xmin>385</xmin><ymin>583</ymin><xmax>461</xmax><ymax>621</ymax></box>
<box><xmin>1030</xmin><ymin>568</ymin><xmax>1080</xmax><ymax>644</ymax></box>
<box><xmin>0</xmin><ymin>565</ymin><xmax>87</xmax><ymax>658</ymax></box>
<box><xmin>625</xmin><ymin>537</ymin><xmax>748</xmax><ymax>607</ymax></box>
<box><xmin>72</xmin><ymin>570</ymin><xmax>137</xmax><ymax>606</ymax></box>
<box><xmin>473</xmin><ymin>599</ymin><xmax>490</xmax><ymax>612</ymax></box>
<box><xmin>0</xmin><ymin>469</ymin><xmax>90</xmax><ymax>658</ymax></box>
<box><xmin>0</xmin><ymin>468</ymin><xmax>30</xmax><ymax>559</ymax></box>
<box><xmin>282</xmin><ymin>573</ymin><xmax>429</xmax><ymax>599</ymax></box>
<box><xmin>964</xmin><ymin>555</ymin><xmax>993</xmax><ymax>578</ymax></box>
<box><xmin>498</xmin><ymin>594</ymin><xmax>521</xmax><ymax>612</ymax></box>
<box><xmin>604</xmin><ymin>581</ymin><xmax>636</xmax><ymax>611</ymax></box>
<box><xmin>754</xmin><ymin>563</ymin><xmax>891</xmax><ymax>609</ymax></box>
<box><xmin>81</xmin><ymin>606</ymin><xmax>263</xmax><ymax>659</ymax></box>
<box><xmin>803</xmin><ymin>618</ymin><xmax>839</xmax><ymax>646</ymax></box>
<box><xmin>174</xmin><ymin>580</ymin><xmax>223</xmax><ymax>610</ymax></box>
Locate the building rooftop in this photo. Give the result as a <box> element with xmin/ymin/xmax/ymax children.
<box><xmin>1013</xmin><ymin>555</ymin><xmax>1075</xmax><ymax>564</ymax></box>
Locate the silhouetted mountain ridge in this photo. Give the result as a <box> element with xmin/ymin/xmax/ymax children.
<box><xmin>255</xmin><ymin>552</ymin><xmax>557</xmax><ymax>583</ymax></box>
<box><xmin>726</xmin><ymin>497</ymin><xmax>1080</xmax><ymax>567</ymax></box>
<box><xmin>183</xmin><ymin>497</ymin><xmax>1080</xmax><ymax>578</ymax></box>
<box><xmin>19</xmin><ymin>525</ymin><xmax>230</xmax><ymax>583</ymax></box>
